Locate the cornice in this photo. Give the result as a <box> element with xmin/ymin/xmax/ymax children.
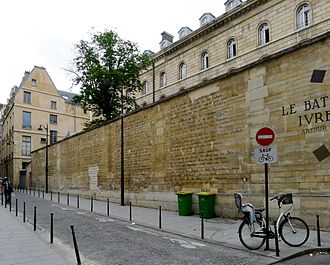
<box><xmin>153</xmin><ymin>0</ymin><xmax>269</xmax><ymax>61</ymax></box>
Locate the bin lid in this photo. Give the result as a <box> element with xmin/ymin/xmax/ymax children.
<box><xmin>196</xmin><ymin>192</ymin><xmax>216</xmax><ymax>196</ymax></box>
<box><xmin>176</xmin><ymin>191</ymin><xmax>194</xmax><ymax>195</ymax></box>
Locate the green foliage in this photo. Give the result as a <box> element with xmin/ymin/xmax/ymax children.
<box><xmin>71</xmin><ymin>30</ymin><xmax>151</xmax><ymax>124</ymax></box>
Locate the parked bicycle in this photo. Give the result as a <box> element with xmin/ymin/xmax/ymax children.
<box><xmin>234</xmin><ymin>193</ymin><xmax>309</xmax><ymax>250</ymax></box>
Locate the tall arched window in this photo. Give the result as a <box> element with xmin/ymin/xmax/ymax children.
<box><xmin>227</xmin><ymin>38</ymin><xmax>237</xmax><ymax>59</ymax></box>
<box><xmin>179</xmin><ymin>63</ymin><xmax>187</xmax><ymax>80</ymax></box>
<box><xmin>259</xmin><ymin>23</ymin><xmax>270</xmax><ymax>46</ymax></box>
<box><xmin>201</xmin><ymin>51</ymin><xmax>209</xmax><ymax>70</ymax></box>
<box><xmin>297</xmin><ymin>3</ymin><xmax>311</xmax><ymax>29</ymax></box>
<box><xmin>160</xmin><ymin>72</ymin><xmax>166</xmax><ymax>87</ymax></box>
<box><xmin>142</xmin><ymin>81</ymin><xmax>148</xmax><ymax>95</ymax></box>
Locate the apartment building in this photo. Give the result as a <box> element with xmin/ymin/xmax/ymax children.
<box><xmin>137</xmin><ymin>0</ymin><xmax>329</xmax><ymax>105</ymax></box>
<box><xmin>0</xmin><ymin>66</ymin><xmax>90</xmax><ymax>186</ymax></box>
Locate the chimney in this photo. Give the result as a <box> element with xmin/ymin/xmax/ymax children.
<box><xmin>160</xmin><ymin>31</ymin><xmax>174</xmax><ymax>50</ymax></box>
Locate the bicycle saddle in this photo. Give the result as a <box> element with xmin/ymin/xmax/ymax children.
<box><xmin>254</xmin><ymin>208</ymin><xmax>265</xmax><ymax>213</ymax></box>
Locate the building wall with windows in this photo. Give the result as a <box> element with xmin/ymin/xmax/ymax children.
<box><xmin>138</xmin><ymin>0</ymin><xmax>330</xmax><ymax>105</ymax></box>
<box><xmin>30</xmin><ymin>0</ymin><xmax>330</xmax><ymax>228</ymax></box>
<box><xmin>0</xmin><ymin>66</ymin><xmax>90</xmax><ymax>185</ymax></box>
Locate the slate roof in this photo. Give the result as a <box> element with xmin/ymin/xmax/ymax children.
<box><xmin>57</xmin><ymin>90</ymin><xmax>80</xmax><ymax>104</ymax></box>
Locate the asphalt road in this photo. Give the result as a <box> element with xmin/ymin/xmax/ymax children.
<box><xmin>13</xmin><ymin>192</ymin><xmax>274</xmax><ymax>265</ymax></box>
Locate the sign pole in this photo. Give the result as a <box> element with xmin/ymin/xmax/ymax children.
<box><xmin>264</xmin><ymin>162</ymin><xmax>269</xmax><ymax>250</ymax></box>
<box><xmin>255</xmin><ymin>126</ymin><xmax>276</xmax><ymax>252</ymax></box>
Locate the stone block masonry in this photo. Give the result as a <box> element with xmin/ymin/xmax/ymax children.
<box><xmin>32</xmin><ymin>38</ymin><xmax>330</xmax><ymax>229</ymax></box>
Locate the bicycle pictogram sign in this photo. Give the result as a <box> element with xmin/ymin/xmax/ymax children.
<box><xmin>254</xmin><ymin>146</ymin><xmax>278</xmax><ymax>164</ymax></box>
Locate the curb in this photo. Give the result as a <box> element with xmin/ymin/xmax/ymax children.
<box><xmin>269</xmin><ymin>248</ymin><xmax>330</xmax><ymax>264</ymax></box>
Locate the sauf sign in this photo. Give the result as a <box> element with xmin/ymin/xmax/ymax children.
<box><xmin>254</xmin><ymin>127</ymin><xmax>278</xmax><ymax>164</ymax></box>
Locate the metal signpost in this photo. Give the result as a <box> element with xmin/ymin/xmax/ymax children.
<box><xmin>255</xmin><ymin>126</ymin><xmax>277</xmax><ymax>250</ymax></box>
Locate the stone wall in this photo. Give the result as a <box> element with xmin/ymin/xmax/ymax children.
<box><xmin>32</xmin><ymin>37</ymin><xmax>330</xmax><ymax>229</ymax></box>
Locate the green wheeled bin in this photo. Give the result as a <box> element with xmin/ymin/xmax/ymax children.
<box><xmin>176</xmin><ymin>191</ymin><xmax>193</xmax><ymax>216</ymax></box>
<box><xmin>197</xmin><ymin>192</ymin><xmax>216</xmax><ymax>219</ymax></box>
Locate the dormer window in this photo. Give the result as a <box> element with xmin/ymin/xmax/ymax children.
<box><xmin>199</xmin><ymin>13</ymin><xmax>215</xmax><ymax>27</ymax></box>
<box><xmin>225</xmin><ymin>0</ymin><xmax>242</xmax><ymax>12</ymax></box>
<box><xmin>178</xmin><ymin>27</ymin><xmax>193</xmax><ymax>39</ymax></box>
<box><xmin>159</xmin><ymin>31</ymin><xmax>174</xmax><ymax>50</ymax></box>
<box><xmin>31</xmin><ymin>79</ymin><xmax>37</xmax><ymax>87</ymax></box>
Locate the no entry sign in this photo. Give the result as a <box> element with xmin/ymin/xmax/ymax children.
<box><xmin>256</xmin><ymin>127</ymin><xmax>276</xmax><ymax>146</ymax></box>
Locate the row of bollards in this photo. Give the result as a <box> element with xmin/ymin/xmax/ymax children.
<box><xmin>11</xmin><ymin>186</ymin><xmax>324</xmax><ymax>256</ymax></box>
<box><xmin>2</xmin><ymin>192</ymin><xmax>82</xmax><ymax>265</ymax></box>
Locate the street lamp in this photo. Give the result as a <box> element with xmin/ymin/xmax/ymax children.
<box><xmin>109</xmin><ymin>87</ymin><xmax>125</xmax><ymax>206</ymax></box>
<box><xmin>38</xmin><ymin>124</ymin><xmax>49</xmax><ymax>193</ymax></box>
<box><xmin>120</xmin><ymin>87</ymin><xmax>125</xmax><ymax>206</ymax></box>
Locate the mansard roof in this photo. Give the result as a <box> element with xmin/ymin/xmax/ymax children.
<box><xmin>153</xmin><ymin>0</ymin><xmax>268</xmax><ymax>60</ymax></box>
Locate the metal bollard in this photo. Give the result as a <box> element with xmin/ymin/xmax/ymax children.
<box><xmin>70</xmin><ymin>225</ymin><xmax>81</xmax><ymax>265</ymax></box>
<box><xmin>316</xmin><ymin>215</ymin><xmax>321</xmax><ymax>247</ymax></box>
<box><xmin>23</xmin><ymin>202</ymin><xmax>26</xmax><ymax>222</ymax></box>
<box><xmin>58</xmin><ymin>192</ymin><xmax>60</xmax><ymax>203</ymax></box>
<box><xmin>42</xmin><ymin>190</ymin><xmax>44</xmax><ymax>199</ymax></box>
<box><xmin>34</xmin><ymin>206</ymin><xmax>37</xmax><ymax>231</ymax></box>
<box><xmin>129</xmin><ymin>202</ymin><xmax>132</xmax><ymax>222</ymax></box>
<box><xmin>50</xmin><ymin>213</ymin><xmax>54</xmax><ymax>244</ymax></box>
<box><xmin>38</xmin><ymin>189</ymin><xmax>40</xmax><ymax>198</ymax></box>
<box><xmin>274</xmin><ymin>221</ymin><xmax>280</xmax><ymax>257</ymax></box>
<box><xmin>107</xmin><ymin>199</ymin><xmax>110</xmax><ymax>216</ymax></box>
<box><xmin>50</xmin><ymin>191</ymin><xmax>53</xmax><ymax>201</ymax></box>
<box><xmin>91</xmin><ymin>197</ymin><xmax>93</xmax><ymax>212</ymax></box>
<box><xmin>159</xmin><ymin>206</ymin><xmax>162</xmax><ymax>229</ymax></box>
<box><xmin>67</xmin><ymin>193</ymin><xmax>70</xmax><ymax>206</ymax></box>
<box><xmin>201</xmin><ymin>212</ymin><xmax>204</xmax><ymax>239</ymax></box>
<box><xmin>9</xmin><ymin>198</ymin><xmax>11</xmax><ymax>212</ymax></box>
<box><xmin>77</xmin><ymin>195</ymin><xmax>79</xmax><ymax>208</ymax></box>
<box><xmin>16</xmin><ymin>199</ymin><xmax>18</xmax><ymax>216</ymax></box>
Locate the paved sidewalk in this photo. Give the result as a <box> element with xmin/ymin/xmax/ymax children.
<box><xmin>3</xmin><ymin>190</ymin><xmax>330</xmax><ymax>264</ymax></box>
<box><xmin>0</xmin><ymin>200</ymin><xmax>75</xmax><ymax>265</ymax></box>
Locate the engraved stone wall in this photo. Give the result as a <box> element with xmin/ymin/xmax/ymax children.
<box><xmin>32</xmin><ymin>37</ymin><xmax>330</xmax><ymax>229</ymax></box>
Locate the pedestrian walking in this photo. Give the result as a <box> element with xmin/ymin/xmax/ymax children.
<box><xmin>2</xmin><ymin>177</ymin><xmax>13</xmax><ymax>206</ymax></box>
<box><xmin>0</xmin><ymin>177</ymin><xmax>3</xmax><ymax>194</ymax></box>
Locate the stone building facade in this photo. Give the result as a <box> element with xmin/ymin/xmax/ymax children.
<box><xmin>1</xmin><ymin>66</ymin><xmax>91</xmax><ymax>186</ymax></box>
<box><xmin>32</xmin><ymin>0</ymin><xmax>330</xmax><ymax>229</ymax></box>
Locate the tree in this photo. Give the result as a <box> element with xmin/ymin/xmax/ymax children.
<box><xmin>70</xmin><ymin>30</ymin><xmax>151</xmax><ymax>127</ymax></box>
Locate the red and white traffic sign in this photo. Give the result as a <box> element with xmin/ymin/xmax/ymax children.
<box><xmin>255</xmin><ymin>127</ymin><xmax>276</xmax><ymax>146</ymax></box>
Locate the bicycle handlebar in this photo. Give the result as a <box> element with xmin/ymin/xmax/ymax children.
<box><xmin>270</xmin><ymin>193</ymin><xmax>293</xmax><ymax>207</ymax></box>
<box><xmin>270</xmin><ymin>195</ymin><xmax>279</xmax><ymax>201</ymax></box>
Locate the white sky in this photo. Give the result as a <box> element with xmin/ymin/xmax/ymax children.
<box><xmin>0</xmin><ymin>0</ymin><xmax>225</xmax><ymax>104</ymax></box>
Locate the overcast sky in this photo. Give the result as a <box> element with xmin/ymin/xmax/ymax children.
<box><xmin>0</xmin><ymin>0</ymin><xmax>226</xmax><ymax>104</ymax></box>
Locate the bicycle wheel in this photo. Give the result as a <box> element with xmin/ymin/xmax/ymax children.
<box><xmin>238</xmin><ymin>220</ymin><xmax>266</xmax><ymax>250</ymax></box>
<box><xmin>279</xmin><ymin>217</ymin><xmax>309</xmax><ymax>247</ymax></box>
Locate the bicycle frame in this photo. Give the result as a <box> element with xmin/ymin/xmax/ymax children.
<box><xmin>274</xmin><ymin>202</ymin><xmax>294</xmax><ymax>237</ymax></box>
<box><xmin>241</xmin><ymin>200</ymin><xmax>294</xmax><ymax>240</ymax></box>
